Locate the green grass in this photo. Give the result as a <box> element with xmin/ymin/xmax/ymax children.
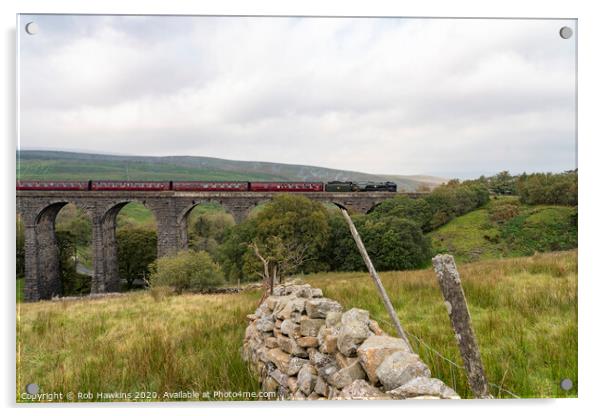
<box><xmin>17</xmin><ymin>289</ymin><xmax>263</xmax><ymax>402</ymax></box>
<box><xmin>17</xmin><ymin>251</ymin><xmax>577</xmax><ymax>400</ymax></box>
<box><xmin>428</xmin><ymin>198</ymin><xmax>577</xmax><ymax>263</ymax></box>
<box><xmin>299</xmin><ymin>250</ymin><xmax>577</xmax><ymax>399</ymax></box>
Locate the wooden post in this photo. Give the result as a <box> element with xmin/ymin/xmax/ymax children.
<box><xmin>338</xmin><ymin>207</ymin><xmax>413</xmax><ymax>350</ymax></box>
<box><xmin>432</xmin><ymin>254</ymin><xmax>492</xmax><ymax>399</ymax></box>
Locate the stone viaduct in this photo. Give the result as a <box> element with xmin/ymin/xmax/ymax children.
<box><xmin>16</xmin><ymin>190</ymin><xmax>423</xmax><ymax>302</ymax></box>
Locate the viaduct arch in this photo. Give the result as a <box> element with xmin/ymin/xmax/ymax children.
<box><xmin>17</xmin><ymin>190</ymin><xmax>422</xmax><ymax>301</ymax></box>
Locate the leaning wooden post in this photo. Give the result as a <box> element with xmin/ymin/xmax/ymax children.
<box><xmin>432</xmin><ymin>254</ymin><xmax>492</xmax><ymax>399</ymax></box>
<box><xmin>338</xmin><ymin>207</ymin><xmax>413</xmax><ymax>350</ymax></box>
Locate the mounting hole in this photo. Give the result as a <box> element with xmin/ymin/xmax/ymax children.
<box><xmin>560</xmin><ymin>378</ymin><xmax>573</xmax><ymax>391</ymax></box>
<box><xmin>559</xmin><ymin>26</ymin><xmax>573</xmax><ymax>39</ymax></box>
<box><xmin>25</xmin><ymin>22</ymin><xmax>39</xmax><ymax>35</ymax></box>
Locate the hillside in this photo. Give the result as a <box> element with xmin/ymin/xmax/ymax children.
<box><xmin>428</xmin><ymin>197</ymin><xmax>578</xmax><ymax>263</ymax></box>
<box><xmin>16</xmin><ymin>150</ymin><xmax>446</xmax><ymax>191</ymax></box>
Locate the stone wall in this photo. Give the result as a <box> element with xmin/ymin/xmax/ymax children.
<box><xmin>243</xmin><ymin>283</ymin><xmax>460</xmax><ymax>400</ymax></box>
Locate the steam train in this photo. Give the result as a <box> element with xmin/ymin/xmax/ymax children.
<box><xmin>16</xmin><ymin>180</ymin><xmax>398</xmax><ymax>192</ymax></box>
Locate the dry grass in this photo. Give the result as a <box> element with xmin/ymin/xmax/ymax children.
<box><xmin>300</xmin><ymin>250</ymin><xmax>577</xmax><ymax>398</ymax></box>
<box><xmin>17</xmin><ymin>250</ymin><xmax>577</xmax><ymax>401</ymax></box>
<box><xmin>17</xmin><ymin>290</ymin><xmax>262</xmax><ymax>402</ymax></box>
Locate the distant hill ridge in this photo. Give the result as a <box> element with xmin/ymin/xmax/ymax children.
<box><xmin>16</xmin><ymin>150</ymin><xmax>446</xmax><ymax>192</ymax></box>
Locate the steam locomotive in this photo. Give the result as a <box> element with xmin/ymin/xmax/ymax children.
<box><xmin>16</xmin><ymin>180</ymin><xmax>398</xmax><ymax>192</ymax></box>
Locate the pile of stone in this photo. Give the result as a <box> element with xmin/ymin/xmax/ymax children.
<box><xmin>242</xmin><ymin>283</ymin><xmax>459</xmax><ymax>400</ymax></box>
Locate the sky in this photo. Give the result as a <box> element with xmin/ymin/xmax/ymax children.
<box><xmin>18</xmin><ymin>15</ymin><xmax>576</xmax><ymax>178</ymax></box>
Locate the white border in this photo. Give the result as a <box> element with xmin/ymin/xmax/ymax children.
<box><xmin>3</xmin><ymin>1</ymin><xmax>600</xmax><ymax>416</ymax></box>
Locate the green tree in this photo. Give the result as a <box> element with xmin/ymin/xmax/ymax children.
<box><xmin>219</xmin><ymin>195</ymin><xmax>330</xmax><ymax>282</ymax></box>
<box><xmin>56</xmin><ymin>230</ymin><xmax>91</xmax><ymax>295</ymax></box>
<box><xmin>149</xmin><ymin>250</ymin><xmax>224</xmax><ymax>293</ymax></box>
<box><xmin>116</xmin><ymin>227</ymin><xmax>157</xmax><ymax>289</ymax></box>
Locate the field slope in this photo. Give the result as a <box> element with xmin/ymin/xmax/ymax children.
<box><xmin>17</xmin><ymin>251</ymin><xmax>576</xmax><ymax>401</ymax></box>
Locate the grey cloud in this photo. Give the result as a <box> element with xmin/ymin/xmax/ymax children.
<box><xmin>18</xmin><ymin>15</ymin><xmax>576</xmax><ymax>177</ymax></box>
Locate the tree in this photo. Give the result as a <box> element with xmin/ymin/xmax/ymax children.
<box><xmin>219</xmin><ymin>194</ymin><xmax>330</xmax><ymax>286</ymax></box>
<box><xmin>149</xmin><ymin>250</ymin><xmax>224</xmax><ymax>293</ymax></box>
<box><xmin>56</xmin><ymin>230</ymin><xmax>91</xmax><ymax>295</ymax></box>
<box><xmin>116</xmin><ymin>227</ymin><xmax>157</xmax><ymax>289</ymax></box>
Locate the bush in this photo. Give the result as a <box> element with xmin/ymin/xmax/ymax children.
<box><xmin>321</xmin><ymin>213</ymin><xmax>432</xmax><ymax>272</ymax></box>
<box><xmin>149</xmin><ymin>250</ymin><xmax>224</xmax><ymax>293</ymax></box>
<box><xmin>517</xmin><ymin>171</ymin><xmax>577</xmax><ymax>206</ymax></box>
<box><xmin>488</xmin><ymin>199</ymin><xmax>521</xmax><ymax>224</ymax></box>
<box><xmin>56</xmin><ymin>230</ymin><xmax>91</xmax><ymax>295</ymax></box>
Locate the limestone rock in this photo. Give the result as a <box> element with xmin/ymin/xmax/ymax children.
<box><xmin>341</xmin><ymin>308</ymin><xmax>371</xmax><ymax>326</ymax></box>
<box><xmin>280</xmin><ymin>319</ymin><xmax>300</xmax><ymax>337</ymax></box>
<box><xmin>325</xmin><ymin>311</ymin><xmax>342</xmax><ymax>328</ymax></box>
<box><xmin>277</xmin><ymin>336</ymin><xmax>308</xmax><ymax>358</ymax></box>
<box><xmin>309</xmin><ymin>349</ymin><xmax>335</xmax><ymax>369</ymax></box>
<box><xmin>262</xmin><ymin>376</ymin><xmax>279</xmax><ymax>393</ymax></box>
<box><xmin>305</xmin><ymin>298</ymin><xmax>343</xmax><ymax>318</ymax></box>
<box><xmin>292</xmin><ymin>390</ymin><xmax>306</xmax><ymax>400</ymax></box>
<box><xmin>321</xmin><ymin>335</ymin><xmax>338</xmax><ymax>354</ymax></box>
<box><xmin>387</xmin><ymin>377</ymin><xmax>460</xmax><ymax>399</ymax></box>
<box><xmin>368</xmin><ymin>320</ymin><xmax>383</xmax><ymax>335</ymax></box>
<box><xmin>265</xmin><ymin>336</ymin><xmax>279</xmax><ymax>349</ymax></box>
<box><xmin>337</xmin><ymin>321</ymin><xmax>371</xmax><ymax>356</ymax></box>
<box><xmin>266</xmin><ymin>296</ymin><xmax>279</xmax><ymax>310</ymax></box>
<box><xmin>287</xmin><ymin>376</ymin><xmax>298</xmax><ymax>393</ymax></box>
<box><xmin>266</xmin><ymin>348</ymin><xmax>290</xmax><ymax>373</ymax></box>
<box><xmin>300</xmin><ymin>318</ymin><xmax>325</xmax><ymax>337</ymax></box>
<box><xmin>376</xmin><ymin>351</ymin><xmax>431</xmax><ymax>391</ymax></box>
<box><xmin>297</xmin><ymin>336</ymin><xmax>319</xmax><ymax>348</ymax></box>
<box><xmin>256</xmin><ymin>317</ymin><xmax>275</xmax><ymax>332</ymax></box>
<box><xmin>357</xmin><ymin>335</ymin><xmax>412</xmax><ymax>384</ymax></box>
<box><xmin>314</xmin><ymin>376</ymin><xmax>330</xmax><ymax>397</ymax></box>
<box><xmin>286</xmin><ymin>357</ymin><xmax>310</xmax><ymax>376</ymax></box>
<box><xmin>336</xmin><ymin>380</ymin><xmax>392</xmax><ymax>400</ymax></box>
<box><xmin>331</xmin><ymin>360</ymin><xmax>367</xmax><ymax>389</ymax></box>
<box><xmin>297</xmin><ymin>364</ymin><xmax>318</xmax><ymax>395</ymax></box>
<box><xmin>311</xmin><ymin>288</ymin><xmax>323</xmax><ymax>298</ymax></box>
<box><xmin>269</xmin><ymin>368</ymin><xmax>289</xmax><ymax>387</ymax></box>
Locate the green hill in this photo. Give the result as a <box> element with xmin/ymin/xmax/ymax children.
<box><xmin>16</xmin><ymin>150</ymin><xmax>446</xmax><ymax>191</ymax></box>
<box><xmin>428</xmin><ymin>197</ymin><xmax>577</xmax><ymax>263</ymax></box>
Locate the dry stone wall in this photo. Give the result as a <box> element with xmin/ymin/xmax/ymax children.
<box><xmin>243</xmin><ymin>283</ymin><xmax>460</xmax><ymax>400</ymax></box>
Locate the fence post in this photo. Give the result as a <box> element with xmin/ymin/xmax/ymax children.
<box><xmin>338</xmin><ymin>207</ymin><xmax>413</xmax><ymax>350</ymax></box>
<box><xmin>432</xmin><ymin>254</ymin><xmax>492</xmax><ymax>399</ymax></box>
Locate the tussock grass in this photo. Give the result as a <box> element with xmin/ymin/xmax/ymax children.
<box><xmin>300</xmin><ymin>250</ymin><xmax>577</xmax><ymax>399</ymax></box>
<box><xmin>17</xmin><ymin>251</ymin><xmax>576</xmax><ymax>401</ymax></box>
<box><xmin>17</xmin><ymin>290</ymin><xmax>262</xmax><ymax>402</ymax></box>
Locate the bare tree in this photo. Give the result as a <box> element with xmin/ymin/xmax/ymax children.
<box><xmin>249</xmin><ymin>236</ymin><xmax>312</xmax><ymax>303</ymax></box>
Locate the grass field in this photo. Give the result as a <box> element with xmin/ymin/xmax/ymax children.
<box><xmin>17</xmin><ymin>250</ymin><xmax>577</xmax><ymax>401</ymax></box>
<box><xmin>302</xmin><ymin>249</ymin><xmax>577</xmax><ymax>399</ymax></box>
<box><xmin>17</xmin><ymin>289</ymin><xmax>263</xmax><ymax>402</ymax></box>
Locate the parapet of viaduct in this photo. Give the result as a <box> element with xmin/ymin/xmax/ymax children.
<box><xmin>243</xmin><ymin>283</ymin><xmax>460</xmax><ymax>400</ymax></box>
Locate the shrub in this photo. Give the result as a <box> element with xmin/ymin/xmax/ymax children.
<box><xmin>516</xmin><ymin>171</ymin><xmax>577</xmax><ymax>206</ymax></box>
<box><xmin>149</xmin><ymin>250</ymin><xmax>224</xmax><ymax>293</ymax></box>
<box><xmin>488</xmin><ymin>199</ymin><xmax>521</xmax><ymax>224</ymax></box>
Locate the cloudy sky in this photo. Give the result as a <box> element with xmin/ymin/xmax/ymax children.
<box><xmin>18</xmin><ymin>15</ymin><xmax>576</xmax><ymax>178</ymax></box>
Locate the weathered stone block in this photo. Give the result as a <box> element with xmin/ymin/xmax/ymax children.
<box><xmin>387</xmin><ymin>377</ymin><xmax>460</xmax><ymax>399</ymax></box>
<box><xmin>300</xmin><ymin>318</ymin><xmax>325</xmax><ymax>337</ymax></box>
<box><xmin>266</xmin><ymin>348</ymin><xmax>290</xmax><ymax>373</ymax></box>
<box><xmin>314</xmin><ymin>376</ymin><xmax>330</xmax><ymax>397</ymax></box>
<box><xmin>376</xmin><ymin>351</ymin><xmax>431</xmax><ymax>391</ymax></box>
<box><xmin>277</xmin><ymin>336</ymin><xmax>308</xmax><ymax>357</ymax></box>
<box><xmin>336</xmin><ymin>380</ymin><xmax>391</xmax><ymax>400</ymax></box>
<box><xmin>357</xmin><ymin>335</ymin><xmax>412</xmax><ymax>384</ymax></box>
<box><xmin>297</xmin><ymin>336</ymin><xmax>319</xmax><ymax>348</ymax></box>
<box><xmin>280</xmin><ymin>319</ymin><xmax>300</xmax><ymax>337</ymax></box>
<box><xmin>297</xmin><ymin>364</ymin><xmax>317</xmax><ymax>395</ymax></box>
<box><xmin>286</xmin><ymin>357</ymin><xmax>310</xmax><ymax>376</ymax></box>
<box><xmin>337</xmin><ymin>321</ymin><xmax>371</xmax><ymax>356</ymax></box>
<box><xmin>305</xmin><ymin>298</ymin><xmax>343</xmax><ymax>318</ymax></box>
<box><xmin>341</xmin><ymin>308</ymin><xmax>370</xmax><ymax>326</ymax></box>
<box><xmin>331</xmin><ymin>360</ymin><xmax>367</xmax><ymax>389</ymax></box>
<box><xmin>325</xmin><ymin>311</ymin><xmax>342</xmax><ymax>328</ymax></box>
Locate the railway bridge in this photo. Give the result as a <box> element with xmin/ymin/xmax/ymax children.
<box><xmin>16</xmin><ymin>190</ymin><xmax>422</xmax><ymax>301</ymax></box>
